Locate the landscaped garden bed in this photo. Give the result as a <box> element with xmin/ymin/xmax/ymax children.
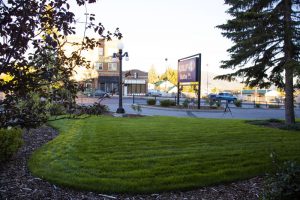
<box><xmin>27</xmin><ymin>116</ymin><xmax>300</xmax><ymax>195</ymax></box>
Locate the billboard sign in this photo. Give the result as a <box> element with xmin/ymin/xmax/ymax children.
<box><xmin>178</xmin><ymin>58</ymin><xmax>198</xmax><ymax>82</ymax></box>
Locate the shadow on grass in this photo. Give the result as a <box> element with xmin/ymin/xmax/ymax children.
<box><xmin>246</xmin><ymin>119</ymin><xmax>300</xmax><ymax>131</ymax></box>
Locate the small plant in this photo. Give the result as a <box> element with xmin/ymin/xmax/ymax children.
<box><xmin>131</xmin><ymin>104</ymin><xmax>142</xmax><ymax>114</ymax></box>
<box><xmin>147</xmin><ymin>99</ymin><xmax>156</xmax><ymax>105</ymax></box>
<box><xmin>261</xmin><ymin>153</ymin><xmax>300</xmax><ymax>200</ymax></box>
<box><xmin>182</xmin><ymin>99</ymin><xmax>189</xmax><ymax>108</ymax></box>
<box><xmin>255</xmin><ymin>103</ymin><xmax>261</xmax><ymax>108</ymax></box>
<box><xmin>160</xmin><ymin>99</ymin><xmax>176</xmax><ymax>107</ymax></box>
<box><xmin>0</xmin><ymin>128</ymin><xmax>23</xmax><ymax>162</ymax></box>
<box><xmin>234</xmin><ymin>99</ymin><xmax>242</xmax><ymax>107</ymax></box>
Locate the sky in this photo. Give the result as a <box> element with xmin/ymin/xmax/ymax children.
<box><xmin>71</xmin><ymin>0</ymin><xmax>232</xmax><ymax>75</ymax></box>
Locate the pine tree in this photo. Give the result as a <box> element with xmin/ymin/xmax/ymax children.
<box><xmin>216</xmin><ymin>0</ymin><xmax>300</xmax><ymax>125</ymax></box>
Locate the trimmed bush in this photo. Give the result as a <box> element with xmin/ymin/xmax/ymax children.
<box><xmin>216</xmin><ymin>100</ymin><xmax>221</xmax><ymax>107</ymax></box>
<box><xmin>147</xmin><ymin>99</ymin><xmax>156</xmax><ymax>105</ymax></box>
<box><xmin>234</xmin><ymin>99</ymin><xmax>242</xmax><ymax>107</ymax></box>
<box><xmin>255</xmin><ymin>103</ymin><xmax>261</xmax><ymax>108</ymax></box>
<box><xmin>0</xmin><ymin>128</ymin><xmax>23</xmax><ymax>163</ymax></box>
<box><xmin>160</xmin><ymin>99</ymin><xmax>176</xmax><ymax>107</ymax></box>
<box><xmin>269</xmin><ymin>104</ymin><xmax>280</xmax><ymax>109</ymax></box>
<box><xmin>182</xmin><ymin>99</ymin><xmax>189</xmax><ymax>108</ymax></box>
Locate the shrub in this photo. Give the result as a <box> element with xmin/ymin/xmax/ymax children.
<box><xmin>147</xmin><ymin>99</ymin><xmax>156</xmax><ymax>105</ymax></box>
<box><xmin>160</xmin><ymin>99</ymin><xmax>176</xmax><ymax>107</ymax></box>
<box><xmin>49</xmin><ymin>103</ymin><xmax>66</xmax><ymax>116</ymax></box>
<box><xmin>209</xmin><ymin>100</ymin><xmax>215</xmax><ymax>107</ymax></box>
<box><xmin>77</xmin><ymin>103</ymin><xmax>109</xmax><ymax>115</ymax></box>
<box><xmin>255</xmin><ymin>103</ymin><xmax>261</xmax><ymax>108</ymax></box>
<box><xmin>0</xmin><ymin>128</ymin><xmax>23</xmax><ymax>163</ymax></box>
<box><xmin>261</xmin><ymin>153</ymin><xmax>300</xmax><ymax>200</ymax></box>
<box><xmin>216</xmin><ymin>100</ymin><xmax>221</xmax><ymax>107</ymax></box>
<box><xmin>182</xmin><ymin>99</ymin><xmax>189</xmax><ymax>108</ymax></box>
<box><xmin>269</xmin><ymin>104</ymin><xmax>280</xmax><ymax>109</ymax></box>
<box><xmin>234</xmin><ymin>99</ymin><xmax>242</xmax><ymax>107</ymax></box>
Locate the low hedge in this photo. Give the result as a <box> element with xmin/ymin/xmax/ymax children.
<box><xmin>147</xmin><ymin>99</ymin><xmax>156</xmax><ymax>105</ymax></box>
<box><xmin>160</xmin><ymin>99</ymin><xmax>176</xmax><ymax>107</ymax></box>
<box><xmin>269</xmin><ymin>104</ymin><xmax>280</xmax><ymax>109</ymax></box>
<box><xmin>0</xmin><ymin>128</ymin><xmax>23</xmax><ymax>163</ymax></box>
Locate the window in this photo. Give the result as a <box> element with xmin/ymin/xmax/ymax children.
<box><xmin>98</xmin><ymin>47</ymin><xmax>104</xmax><ymax>56</ymax></box>
<box><xmin>108</xmin><ymin>63</ymin><xmax>117</xmax><ymax>71</ymax></box>
<box><xmin>95</xmin><ymin>62</ymin><xmax>103</xmax><ymax>70</ymax></box>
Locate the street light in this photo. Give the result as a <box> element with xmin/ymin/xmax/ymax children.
<box><xmin>112</xmin><ymin>41</ymin><xmax>129</xmax><ymax>114</ymax></box>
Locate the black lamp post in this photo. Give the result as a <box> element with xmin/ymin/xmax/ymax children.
<box><xmin>113</xmin><ymin>42</ymin><xmax>129</xmax><ymax>114</ymax></box>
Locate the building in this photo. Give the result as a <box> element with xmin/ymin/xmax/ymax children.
<box><xmin>238</xmin><ymin>89</ymin><xmax>282</xmax><ymax>102</ymax></box>
<box><xmin>96</xmin><ymin>40</ymin><xmax>120</xmax><ymax>93</ymax></box>
<box><xmin>123</xmin><ymin>69</ymin><xmax>148</xmax><ymax>96</ymax></box>
<box><xmin>65</xmin><ymin>37</ymin><xmax>120</xmax><ymax>93</ymax></box>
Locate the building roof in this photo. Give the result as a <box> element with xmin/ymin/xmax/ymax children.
<box><xmin>123</xmin><ymin>69</ymin><xmax>148</xmax><ymax>77</ymax></box>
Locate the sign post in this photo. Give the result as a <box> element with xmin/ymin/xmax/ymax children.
<box><xmin>177</xmin><ymin>54</ymin><xmax>202</xmax><ymax>109</ymax></box>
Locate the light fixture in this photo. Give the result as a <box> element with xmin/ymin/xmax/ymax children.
<box><xmin>113</xmin><ymin>40</ymin><xmax>129</xmax><ymax>114</ymax></box>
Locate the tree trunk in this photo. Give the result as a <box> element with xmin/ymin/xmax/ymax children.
<box><xmin>285</xmin><ymin>67</ymin><xmax>295</xmax><ymax>125</ymax></box>
<box><xmin>283</xmin><ymin>0</ymin><xmax>295</xmax><ymax>125</ymax></box>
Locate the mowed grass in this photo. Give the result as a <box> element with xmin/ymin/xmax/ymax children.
<box><xmin>29</xmin><ymin>116</ymin><xmax>300</xmax><ymax>194</ymax></box>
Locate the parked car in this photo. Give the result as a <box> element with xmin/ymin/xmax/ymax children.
<box><xmin>94</xmin><ymin>90</ymin><xmax>110</xmax><ymax>98</ymax></box>
<box><xmin>216</xmin><ymin>92</ymin><xmax>237</xmax><ymax>102</ymax></box>
<box><xmin>146</xmin><ymin>90</ymin><xmax>162</xmax><ymax>97</ymax></box>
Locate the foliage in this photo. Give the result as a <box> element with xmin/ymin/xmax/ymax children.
<box><xmin>148</xmin><ymin>65</ymin><xmax>159</xmax><ymax>84</ymax></box>
<box><xmin>131</xmin><ymin>104</ymin><xmax>142</xmax><ymax>113</ymax></box>
<box><xmin>261</xmin><ymin>153</ymin><xmax>300</xmax><ymax>200</ymax></box>
<box><xmin>0</xmin><ymin>0</ymin><xmax>121</xmax><ymax>129</ymax></box>
<box><xmin>160</xmin><ymin>99</ymin><xmax>176</xmax><ymax>107</ymax></box>
<box><xmin>159</xmin><ymin>67</ymin><xmax>178</xmax><ymax>85</ymax></box>
<box><xmin>0</xmin><ymin>128</ymin><xmax>23</xmax><ymax>163</ymax></box>
<box><xmin>255</xmin><ymin>103</ymin><xmax>261</xmax><ymax>108</ymax></box>
<box><xmin>269</xmin><ymin>104</ymin><xmax>280</xmax><ymax>109</ymax></box>
<box><xmin>147</xmin><ymin>99</ymin><xmax>156</xmax><ymax>105</ymax></box>
<box><xmin>49</xmin><ymin>103</ymin><xmax>66</xmax><ymax>116</ymax></box>
<box><xmin>182</xmin><ymin>99</ymin><xmax>190</xmax><ymax>108</ymax></box>
<box><xmin>29</xmin><ymin>116</ymin><xmax>300</xmax><ymax>194</ymax></box>
<box><xmin>77</xmin><ymin>102</ymin><xmax>109</xmax><ymax>115</ymax></box>
<box><xmin>234</xmin><ymin>99</ymin><xmax>242</xmax><ymax>107</ymax></box>
<box><xmin>215</xmin><ymin>0</ymin><xmax>300</xmax><ymax>125</ymax></box>
<box><xmin>216</xmin><ymin>100</ymin><xmax>221</xmax><ymax>107</ymax></box>
<box><xmin>0</xmin><ymin>93</ymin><xmax>50</xmax><ymax>129</ymax></box>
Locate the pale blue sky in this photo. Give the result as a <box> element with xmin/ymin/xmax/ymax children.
<box><xmin>71</xmin><ymin>0</ymin><xmax>232</xmax><ymax>74</ymax></box>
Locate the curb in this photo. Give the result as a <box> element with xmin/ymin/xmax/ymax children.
<box><xmin>139</xmin><ymin>105</ymin><xmax>224</xmax><ymax>113</ymax></box>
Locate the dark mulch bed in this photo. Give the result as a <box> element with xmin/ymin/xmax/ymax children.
<box><xmin>0</xmin><ymin>126</ymin><xmax>263</xmax><ymax>200</ymax></box>
<box><xmin>247</xmin><ymin>119</ymin><xmax>300</xmax><ymax>131</ymax></box>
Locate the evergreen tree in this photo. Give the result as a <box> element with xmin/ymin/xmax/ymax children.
<box><xmin>216</xmin><ymin>0</ymin><xmax>300</xmax><ymax>125</ymax></box>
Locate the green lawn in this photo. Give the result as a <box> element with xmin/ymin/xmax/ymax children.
<box><xmin>29</xmin><ymin>116</ymin><xmax>300</xmax><ymax>194</ymax></box>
